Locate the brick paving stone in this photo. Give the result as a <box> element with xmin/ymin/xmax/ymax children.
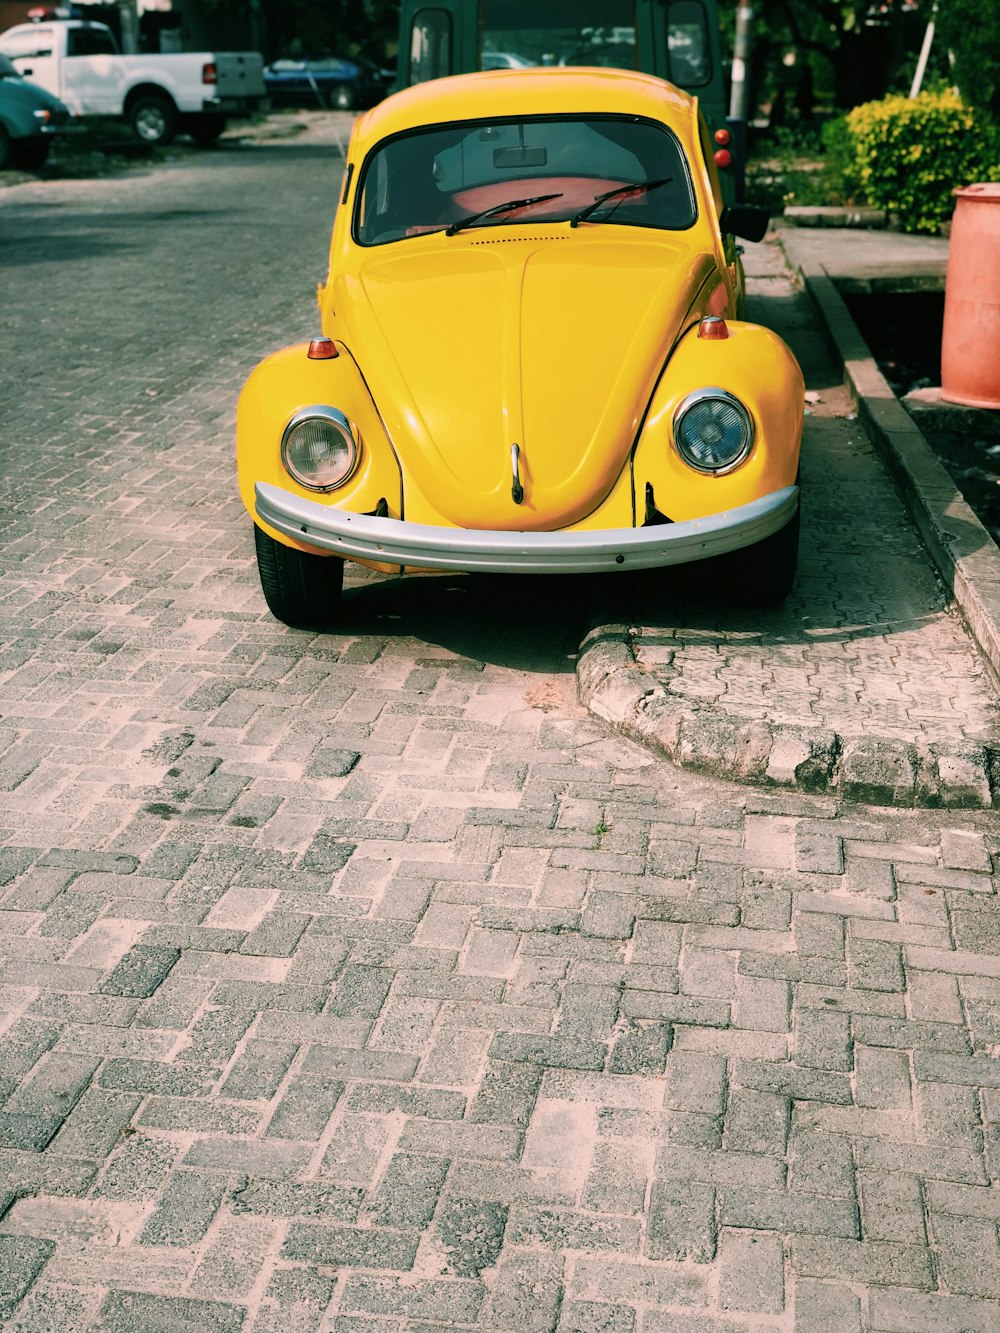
<box><xmin>138</xmin><ymin>1169</ymin><xmax>230</xmax><ymax>1247</ymax></box>
<box><xmin>2</xmin><ymin>141</ymin><xmax>1000</xmax><ymax>1333</ymax></box>
<box><xmin>97</xmin><ymin>1291</ymin><xmax>246</xmax><ymax>1332</ymax></box>
<box><xmin>793</xmin><ymin>1279</ymin><xmax>863</xmax><ymax>1333</ymax></box>
<box><xmin>718</xmin><ymin>1228</ymin><xmax>785</xmax><ymax>1314</ymax></box>
<box><xmin>0</xmin><ymin>1234</ymin><xmax>55</xmax><ymax>1322</ymax></box>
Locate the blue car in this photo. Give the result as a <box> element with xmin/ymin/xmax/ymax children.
<box><xmin>0</xmin><ymin>53</ymin><xmax>75</xmax><ymax>169</ymax></box>
<box><xmin>262</xmin><ymin>56</ymin><xmax>394</xmax><ymax>111</ymax></box>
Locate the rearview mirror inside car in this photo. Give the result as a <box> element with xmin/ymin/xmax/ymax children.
<box><xmin>493</xmin><ymin>146</ymin><xmax>548</xmax><ymax>168</ymax></box>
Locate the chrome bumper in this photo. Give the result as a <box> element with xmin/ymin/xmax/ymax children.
<box><xmin>255</xmin><ymin>482</ymin><xmax>799</xmax><ymax>575</ymax></box>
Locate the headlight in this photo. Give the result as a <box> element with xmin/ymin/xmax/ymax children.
<box><xmin>33</xmin><ymin>109</ymin><xmax>52</xmax><ymax>123</ymax></box>
<box><xmin>672</xmin><ymin>388</ymin><xmax>754</xmax><ymax>474</ymax></box>
<box><xmin>281</xmin><ymin>406</ymin><xmax>359</xmax><ymax>491</ymax></box>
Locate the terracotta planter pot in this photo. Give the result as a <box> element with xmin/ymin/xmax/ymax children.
<box><xmin>941</xmin><ymin>182</ymin><xmax>1000</xmax><ymax>410</ymax></box>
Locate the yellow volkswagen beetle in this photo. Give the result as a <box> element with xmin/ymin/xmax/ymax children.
<box><xmin>238</xmin><ymin>68</ymin><xmax>803</xmax><ymax>627</ymax></box>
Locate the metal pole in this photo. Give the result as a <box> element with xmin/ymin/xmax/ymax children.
<box><xmin>729</xmin><ymin>3</ymin><xmax>753</xmax><ymax>121</ymax></box>
<box><xmin>909</xmin><ymin>18</ymin><xmax>936</xmax><ymax>99</ymax></box>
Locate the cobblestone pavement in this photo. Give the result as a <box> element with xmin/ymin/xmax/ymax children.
<box><xmin>1</xmin><ymin>120</ymin><xmax>999</xmax><ymax>1333</ymax></box>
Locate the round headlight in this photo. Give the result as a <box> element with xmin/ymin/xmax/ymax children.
<box><xmin>672</xmin><ymin>389</ymin><xmax>754</xmax><ymax>474</ymax></box>
<box><xmin>281</xmin><ymin>407</ymin><xmax>359</xmax><ymax>492</ymax></box>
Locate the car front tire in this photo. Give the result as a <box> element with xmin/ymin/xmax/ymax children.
<box><xmin>253</xmin><ymin>524</ymin><xmax>344</xmax><ymax>628</ymax></box>
<box><xmin>14</xmin><ymin>138</ymin><xmax>50</xmax><ymax>169</ymax></box>
<box><xmin>725</xmin><ymin>501</ymin><xmax>800</xmax><ymax>607</ymax></box>
<box><xmin>0</xmin><ymin>126</ymin><xmax>13</xmax><ymax>171</ymax></box>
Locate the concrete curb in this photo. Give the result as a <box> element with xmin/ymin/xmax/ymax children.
<box><xmin>577</xmin><ymin>625</ymin><xmax>998</xmax><ymax>809</ymax></box>
<box><xmin>575</xmin><ymin>230</ymin><xmax>1000</xmax><ymax>810</ymax></box>
<box><xmin>779</xmin><ymin>231</ymin><xmax>1000</xmax><ymax>690</ymax></box>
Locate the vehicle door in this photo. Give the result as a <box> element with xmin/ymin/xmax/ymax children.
<box><xmin>62</xmin><ymin>25</ymin><xmax>125</xmax><ymax>116</ymax></box>
<box><xmin>0</xmin><ymin>26</ymin><xmax>60</xmax><ymax>99</ymax></box>
<box><xmin>400</xmin><ymin>4</ymin><xmax>466</xmax><ymax>85</ymax></box>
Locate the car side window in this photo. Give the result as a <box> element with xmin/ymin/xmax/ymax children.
<box><xmin>67</xmin><ymin>27</ymin><xmax>118</xmax><ymax>57</ymax></box>
<box><xmin>410</xmin><ymin>9</ymin><xmax>451</xmax><ymax>84</ymax></box>
<box><xmin>0</xmin><ymin>27</ymin><xmax>53</xmax><ymax>59</ymax></box>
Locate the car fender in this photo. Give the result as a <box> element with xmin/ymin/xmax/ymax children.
<box><xmin>237</xmin><ymin>342</ymin><xmax>403</xmax><ymax>553</ymax></box>
<box><xmin>631</xmin><ymin>319</ymin><xmax>804</xmax><ymax>523</ymax></box>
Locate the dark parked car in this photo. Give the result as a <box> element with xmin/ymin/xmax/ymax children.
<box><xmin>262</xmin><ymin>56</ymin><xmax>394</xmax><ymax>110</ymax></box>
<box><xmin>0</xmin><ymin>52</ymin><xmax>75</xmax><ymax>169</ymax></box>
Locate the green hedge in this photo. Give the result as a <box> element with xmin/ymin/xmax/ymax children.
<box><xmin>843</xmin><ymin>90</ymin><xmax>1000</xmax><ymax>234</ymax></box>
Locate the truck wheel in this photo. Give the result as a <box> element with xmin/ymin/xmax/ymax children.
<box><xmin>0</xmin><ymin>127</ymin><xmax>12</xmax><ymax>171</ymax></box>
<box><xmin>129</xmin><ymin>93</ymin><xmax>177</xmax><ymax>146</ymax></box>
<box><xmin>253</xmin><ymin>524</ymin><xmax>344</xmax><ymax>628</ymax></box>
<box><xmin>14</xmin><ymin>139</ymin><xmax>50</xmax><ymax>170</ymax></box>
<box><xmin>188</xmin><ymin>114</ymin><xmax>228</xmax><ymax>146</ymax></box>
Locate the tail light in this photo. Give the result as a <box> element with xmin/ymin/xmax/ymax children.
<box><xmin>714</xmin><ymin>148</ymin><xmax>733</xmax><ymax>169</ymax></box>
<box><xmin>202</xmin><ymin>62</ymin><xmax>217</xmax><ymax>85</ymax></box>
<box><xmin>714</xmin><ymin>128</ymin><xmax>732</xmax><ymax>146</ymax></box>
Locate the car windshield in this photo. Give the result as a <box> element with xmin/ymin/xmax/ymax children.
<box><xmin>355</xmin><ymin>115</ymin><xmax>696</xmax><ymax>246</ymax></box>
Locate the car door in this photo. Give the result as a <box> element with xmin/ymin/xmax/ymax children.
<box><xmin>62</xmin><ymin>25</ymin><xmax>125</xmax><ymax>117</ymax></box>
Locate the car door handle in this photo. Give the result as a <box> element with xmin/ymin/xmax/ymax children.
<box><xmin>22</xmin><ymin>66</ymin><xmax>33</xmax><ymax>75</ymax></box>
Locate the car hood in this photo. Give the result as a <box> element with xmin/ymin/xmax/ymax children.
<box><xmin>339</xmin><ymin>234</ymin><xmax>714</xmax><ymax>529</ymax></box>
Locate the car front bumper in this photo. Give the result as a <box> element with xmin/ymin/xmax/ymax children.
<box><xmin>255</xmin><ymin>481</ymin><xmax>799</xmax><ymax>575</ymax></box>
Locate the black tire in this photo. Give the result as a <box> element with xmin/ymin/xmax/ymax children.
<box><xmin>128</xmin><ymin>92</ymin><xmax>177</xmax><ymax>146</ymax></box>
<box><xmin>188</xmin><ymin>114</ymin><xmax>227</xmax><ymax>146</ymax></box>
<box><xmin>725</xmin><ymin>503</ymin><xmax>800</xmax><ymax>607</ymax></box>
<box><xmin>0</xmin><ymin>126</ymin><xmax>13</xmax><ymax>171</ymax></box>
<box><xmin>253</xmin><ymin>524</ymin><xmax>344</xmax><ymax>628</ymax></box>
<box><xmin>14</xmin><ymin>138</ymin><xmax>49</xmax><ymax>170</ymax></box>
<box><xmin>332</xmin><ymin>84</ymin><xmax>354</xmax><ymax>110</ymax></box>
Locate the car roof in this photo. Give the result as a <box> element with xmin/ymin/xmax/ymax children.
<box><xmin>352</xmin><ymin>68</ymin><xmax>697</xmax><ymax>156</ymax></box>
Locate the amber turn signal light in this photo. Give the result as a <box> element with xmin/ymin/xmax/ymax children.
<box><xmin>307</xmin><ymin>336</ymin><xmax>338</xmax><ymax>360</ymax></box>
<box><xmin>698</xmin><ymin>316</ymin><xmax>729</xmax><ymax>340</ymax></box>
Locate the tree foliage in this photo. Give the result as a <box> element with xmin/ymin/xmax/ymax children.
<box><xmin>936</xmin><ymin>0</ymin><xmax>1000</xmax><ymax>118</ymax></box>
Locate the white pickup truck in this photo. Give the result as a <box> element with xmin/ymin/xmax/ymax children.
<box><xmin>0</xmin><ymin>19</ymin><xmax>266</xmax><ymax>146</ymax></box>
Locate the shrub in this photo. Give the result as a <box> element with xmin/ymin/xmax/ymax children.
<box><xmin>844</xmin><ymin>90</ymin><xmax>1000</xmax><ymax>233</ymax></box>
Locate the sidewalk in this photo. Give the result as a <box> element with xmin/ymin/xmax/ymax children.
<box><xmin>577</xmin><ymin>229</ymin><xmax>999</xmax><ymax>808</ymax></box>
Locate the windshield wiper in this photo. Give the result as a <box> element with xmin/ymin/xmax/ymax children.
<box><xmin>446</xmin><ymin>192</ymin><xmax>564</xmax><ymax>236</ymax></box>
<box><xmin>570</xmin><ymin>177</ymin><xmax>672</xmax><ymax>228</ymax></box>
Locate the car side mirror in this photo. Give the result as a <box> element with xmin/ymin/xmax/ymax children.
<box><xmin>720</xmin><ymin>205</ymin><xmax>769</xmax><ymax>243</ymax></box>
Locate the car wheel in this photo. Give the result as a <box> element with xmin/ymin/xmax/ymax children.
<box><xmin>128</xmin><ymin>92</ymin><xmax>177</xmax><ymax>146</ymax></box>
<box><xmin>333</xmin><ymin>85</ymin><xmax>354</xmax><ymax>110</ymax></box>
<box><xmin>724</xmin><ymin>499</ymin><xmax>800</xmax><ymax>607</ymax></box>
<box><xmin>14</xmin><ymin>139</ymin><xmax>49</xmax><ymax>170</ymax></box>
<box><xmin>0</xmin><ymin>126</ymin><xmax>12</xmax><ymax>171</ymax></box>
<box><xmin>188</xmin><ymin>114</ymin><xmax>228</xmax><ymax>146</ymax></box>
<box><xmin>254</xmin><ymin>524</ymin><xmax>344</xmax><ymax>628</ymax></box>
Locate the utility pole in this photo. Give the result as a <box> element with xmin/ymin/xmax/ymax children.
<box><xmin>729</xmin><ymin>3</ymin><xmax>753</xmax><ymax>121</ymax></box>
<box><xmin>727</xmin><ymin>4</ymin><xmax>753</xmax><ymax>203</ymax></box>
<box><xmin>118</xmin><ymin>0</ymin><xmax>139</xmax><ymax>54</ymax></box>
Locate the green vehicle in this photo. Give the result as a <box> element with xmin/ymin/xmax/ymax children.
<box><xmin>394</xmin><ymin>0</ymin><xmax>740</xmax><ymax>197</ymax></box>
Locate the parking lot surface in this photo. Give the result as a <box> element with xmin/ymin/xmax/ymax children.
<box><xmin>0</xmin><ymin>118</ymin><xmax>998</xmax><ymax>1333</ymax></box>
